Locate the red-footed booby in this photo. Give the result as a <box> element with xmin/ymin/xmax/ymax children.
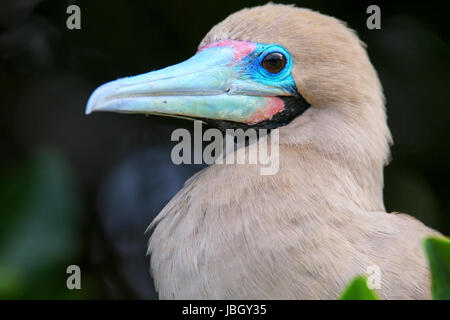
<box><xmin>86</xmin><ymin>4</ymin><xmax>440</xmax><ymax>299</ymax></box>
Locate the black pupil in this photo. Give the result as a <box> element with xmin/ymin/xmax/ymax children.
<box><xmin>262</xmin><ymin>52</ymin><xmax>286</xmax><ymax>73</ymax></box>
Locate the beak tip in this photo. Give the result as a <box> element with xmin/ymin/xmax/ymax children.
<box><xmin>85</xmin><ymin>88</ymin><xmax>104</xmax><ymax>115</ymax></box>
<box><xmin>85</xmin><ymin>100</ymin><xmax>95</xmax><ymax>115</ymax></box>
<box><xmin>85</xmin><ymin>79</ymin><xmax>125</xmax><ymax>115</ymax></box>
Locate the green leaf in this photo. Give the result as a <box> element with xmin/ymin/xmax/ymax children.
<box><xmin>423</xmin><ymin>236</ymin><xmax>450</xmax><ymax>300</ymax></box>
<box><xmin>339</xmin><ymin>276</ymin><xmax>379</xmax><ymax>300</ymax></box>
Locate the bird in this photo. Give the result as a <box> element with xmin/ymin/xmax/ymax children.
<box><xmin>86</xmin><ymin>3</ymin><xmax>441</xmax><ymax>299</ymax></box>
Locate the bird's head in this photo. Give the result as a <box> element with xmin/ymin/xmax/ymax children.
<box><xmin>86</xmin><ymin>3</ymin><xmax>391</xmax><ymax>161</ymax></box>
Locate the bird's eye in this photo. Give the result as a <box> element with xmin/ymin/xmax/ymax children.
<box><xmin>261</xmin><ymin>52</ymin><xmax>287</xmax><ymax>74</ymax></box>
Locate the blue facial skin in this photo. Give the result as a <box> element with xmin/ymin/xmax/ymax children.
<box><xmin>86</xmin><ymin>42</ymin><xmax>301</xmax><ymax>124</ymax></box>
<box><xmin>238</xmin><ymin>44</ymin><xmax>298</xmax><ymax>96</ymax></box>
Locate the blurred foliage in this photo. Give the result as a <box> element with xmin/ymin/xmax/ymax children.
<box><xmin>339</xmin><ymin>276</ymin><xmax>379</xmax><ymax>300</ymax></box>
<box><xmin>0</xmin><ymin>148</ymin><xmax>82</xmax><ymax>299</ymax></box>
<box><xmin>423</xmin><ymin>236</ymin><xmax>450</xmax><ymax>300</ymax></box>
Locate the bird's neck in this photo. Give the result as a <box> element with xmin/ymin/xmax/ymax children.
<box><xmin>276</xmin><ymin>103</ymin><xmax>391</xmax><ymax>214</ymax></box>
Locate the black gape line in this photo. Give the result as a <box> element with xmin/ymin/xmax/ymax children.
<box><xmin>203</xmin><ymin>89</ymin><xmax>311</xmax><ymax>134</ymax></box>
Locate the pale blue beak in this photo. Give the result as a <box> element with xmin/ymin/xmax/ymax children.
<box><xmin>86</xmin><ymin>46</ymin><xmax>291</xmax><ymax>124</ymax></box>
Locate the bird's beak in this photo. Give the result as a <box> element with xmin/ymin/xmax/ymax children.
<box><xmin>86</xmin><ymin>45</ymin><xmax>289</xmax><ymax>124</ymax></box>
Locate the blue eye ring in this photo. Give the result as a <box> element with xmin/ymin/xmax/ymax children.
<box><xmin>257</xmin><ymin>45</ymin><xmax>292</xmax><ymax>79</ymax></box>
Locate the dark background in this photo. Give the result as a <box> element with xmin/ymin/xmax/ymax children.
<box><xmin>0</xmin><ymin>0</ymin><xmax>448</xmax><ymax>299</ymax></box>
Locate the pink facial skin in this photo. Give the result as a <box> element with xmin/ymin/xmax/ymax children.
<box><xmin>245</xmin><ymin>97</ymin><xmax>285</xmax><ymax>124</ymax></box>
<box><xmin>198</xmin><ymin>40</ymin><xmax>256</xmax><ymax>62</ymax></box>
<box><xmin>198</xmin><ymin>40</ymin><xmax>286</xmax><ymax>124</ymax></box>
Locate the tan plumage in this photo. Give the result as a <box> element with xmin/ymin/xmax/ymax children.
<box><xmin>147</xmin><ymin>4</ymin><xmax>440</xmax><ymax>299</ymax></box>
